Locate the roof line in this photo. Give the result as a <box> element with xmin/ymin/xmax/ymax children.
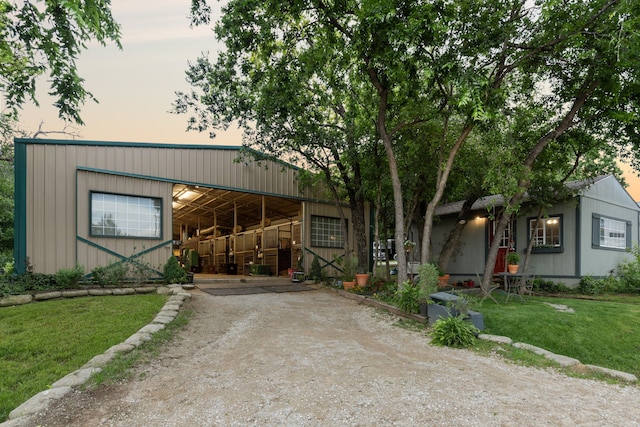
<box><xmin>14</xmin><ymin>137</ymin><xmax>243</xmax><ymax>151</ymax></box>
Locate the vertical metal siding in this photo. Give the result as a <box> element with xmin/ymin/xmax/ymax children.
<box><xmin>21</xmin><ymin>141</ymin><xmax>345</xmax><ymax>274</ymax></box>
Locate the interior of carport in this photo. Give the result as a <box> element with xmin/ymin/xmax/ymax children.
<box><xmin>172</xmin><ymin>183</ymin><xmax>303</xmax><ymax>277</ymax></box>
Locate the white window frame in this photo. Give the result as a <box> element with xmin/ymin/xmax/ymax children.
<box><xmin>310</xmin><ymin>215</ymin><xmax>345</xmax><ymax>248</ymax></box>
<box><xmin>599</xmin><ymin>217</ymin><xmax>627</xmax><ymax>249</ymax></box>
<box><xmin>90</xmin><ymin>191</ymin><xmax>162</xmax><ymax>239</ymax></box>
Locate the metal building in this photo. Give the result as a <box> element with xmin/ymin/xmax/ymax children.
<box><xmin>14</xmin><ymin>138</ymin><xmax>367</xmax><ymax>278</ymax></box>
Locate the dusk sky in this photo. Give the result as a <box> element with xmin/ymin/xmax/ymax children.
<box><xmin>16</xmin><ymin>0</ymin><xmax>640</xmax><ymax>200</ymax></box>
<box><xmin>18</xmin><ymin>0</ymin><xmax>242</xmax><ymax>145</ymax></box>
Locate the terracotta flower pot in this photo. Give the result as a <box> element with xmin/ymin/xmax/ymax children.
<box><xmin>343</xmin><ymin>280</ymin><xmax>357</xmax><ymax>290</ymax></box>
<box><xmin>355</xmin><ymin>273</ymin><xmax>370</xmax><ymax>287</ymax></box>
<box><xmin>437</xmin><ymin>274</ymin><xmax>450</xmax><ymax>288</ymax></box>
<box><xmin>507</xmin><ymin>264</ymin><xmax>519</xmax><ymax>274</ymax></box>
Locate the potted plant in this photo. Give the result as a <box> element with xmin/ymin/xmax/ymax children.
<box><xmin>340</xmin><ymin>254</ymin><xmax>358</xmax><ymax>290</ymax></box>
<box><xmin>355</xmin><ymin>267</ymin><xmax>370</xmax><ymax>287</ymax></box>
<box><xmin>506</xmin><ymin>251</ymin><xmax>520</xmax><ymax>273</ymax></box>
<box><xmin>436</xmin><ymin>266</ymin><xmax>450</xmax><ymax>288</ymax></box>
<box><xmin>417</xmin><ymin>263</ymin><xmax>439</xmax><ymax>317</ymax></box>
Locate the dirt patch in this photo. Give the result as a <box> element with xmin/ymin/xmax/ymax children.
<box><xmin>30</xmin><ymin>286</ymin><xmax>640</xmax><ymax>426</ymax></box>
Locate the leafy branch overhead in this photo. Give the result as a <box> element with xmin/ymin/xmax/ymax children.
<box><xmin>0</xmin><ymin>1</ymin><xmax>122</xmax><ymax>124</ymax></box>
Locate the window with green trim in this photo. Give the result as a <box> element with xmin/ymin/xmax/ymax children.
<box><xmin>91</xmin><ymin>192</ymin><xmax>162</xmax><ymax>238</ymax></box>
<box><xmin>311</xmin><ymin>215</ymin><xmax>345</xmax><ymax>248</ymax></box>
<box><xmin>529</xmin><ymin>216</ymin><xmax>562</xmax><ymax>250</ymax></box>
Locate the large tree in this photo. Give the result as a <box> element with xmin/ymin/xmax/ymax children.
<box><xmin>184</xmin><ymin>0</ymin><xmax>640</xmax><ymax>286</ymax></box>
<box><xmin>480</xmin><ymin>0</ymin><xmax>640</xmax><ymax>289</ymax></box>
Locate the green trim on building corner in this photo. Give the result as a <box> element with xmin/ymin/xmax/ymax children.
<box><xmin>13</xmin><ymin>139</ymin><xmax>27</xmax><ymax>274</ymax></box>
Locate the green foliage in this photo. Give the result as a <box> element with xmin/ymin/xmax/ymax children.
<box><xmin>480</xmin><ymin>295</ymin><xmax>640</xmax><ymax>379</ymax></box>
<box><xmin>163</xmin><ymin>256</ymin><xmax>187</xmax><ymax>284</ymax></box>
<box><xmin>338</xmin><ymin>254</ymin><xmax>358</xmax><ymax>282</ymax></box>
<box><xmin>416</xmin><ymin>263</ymin><xmax>439</xmax><ymax>302</ymax></box>
<box><xmin>91</xmin><ymin>262</ymin><xmax>128</xmax><ymax>288</ymax></box>
<box><xmin>0</xmin><ymin>0</ymin><xmax>122</xmax><ymax>123</ymax></box>
<box><xmin>310</xmin><ymin>255</ymin><xmax>322</xmax><ymax>283</ymax></box>
<box><xmin>506</xmin><ymin>251</ymin><xmax>520</xmax><ymax>265</ymax></box>
<box><xmin>0</xmin><ymin>294</ymin><xmax>166</xmax><ymax>421</ymax></box>
<box><xmin>531</xmin><ymin>278</ymin><xmax>570</xmax><ymax>294</ymax></box>
<box><xmin>394</xmin><ymin>281</ymin><xmax>419</xmax><ymax>314</ymax></box>
<box><xmin>430</xmin><ymin>315</ymin><xmax>478</xmax><ymax>348</ymax></box>
<box><xmin>55</xmin><ymin>265</ymin><xmax>84</xmax><ymax>290</ymax></box>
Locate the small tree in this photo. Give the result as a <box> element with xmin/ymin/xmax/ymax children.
<box><xmin>164</xmin><ymin>256</ymin><xmax>187</xmax><ymax>284</ymax></box>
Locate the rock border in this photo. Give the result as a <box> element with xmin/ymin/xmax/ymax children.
<box><xmin>1</xmin><ymin>284</ymin><xmax>192</xmax><ymax>427</ymax></box>
<box><xmin>330</xmin><ymin>286</ymin><xmax>638</xmax><ymax>384</ymax></box>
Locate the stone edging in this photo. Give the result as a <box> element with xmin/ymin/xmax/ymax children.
<box><xmin>0</xmin><ymin>284</ymin><xmax>193</xmax><ymax>427</ymax></box>
<box><xmin>0</xmin><ymin>286</ymin><xmax>165</xmax><ymax>308</ymax></box>
<box><xmin>329</xmin><ymin>286</ymin><xmax>638</xmax><ymax>384</ymax></box>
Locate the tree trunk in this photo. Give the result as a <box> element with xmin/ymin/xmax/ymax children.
<box><xmin>421</xmin><ymin>124</ymin><xmax>474</xmax><ymax>264</ymax></box>
<box><xmin>437</xmin><ymin>195</ymin><xmax>480</xmax><ymax>272</ymax></box>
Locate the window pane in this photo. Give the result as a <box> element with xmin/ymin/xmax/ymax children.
<box><xmin>530</xmin><ymin>216</ymin><xmax>561</xmax><ymax>247</ymax></box>
<box><xmin>90</xmin><ymin>192</ymin><xmax>162</xmax><ymax>238</ymax></box>
<box><xmin>600</xmin><ymin>217</ymin><xmax>626</xmax><ymax>249</ymax></box>
<box><xmin>311</xmin><ymin>215</ymin><xmax>345</xmax><ymax>248</ymax></box>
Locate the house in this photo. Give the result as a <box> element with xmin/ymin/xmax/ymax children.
<box><xmin>13</xmin><ymin>138</ymin><xmax>369</xmax><ymax>278</ymax></box>
<box><xmin>431</xmin><ymin>175</ymin><xmax>640</xmax><ymax>287</ymax></box>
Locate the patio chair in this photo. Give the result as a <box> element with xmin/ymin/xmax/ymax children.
<box><xmin>476</xmin><ymin>272</ymin><xmax>500</xmax><ymax>305</ymax></box>
<box><xmin>505</xmin><ymin>266</ymin><xmax>534</xmax><ymax>303</ymax></box>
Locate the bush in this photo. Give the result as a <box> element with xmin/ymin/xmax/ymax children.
<box><xmin>92</xmin><ymin>262</ymin><xmax>128</xmax><ymax>287</ymax></box>
<box><xmin>531</xmin><ymin>278</ymin><xmax>570</xmax><ymax>294</ymax></box>
<box><xmin>394</xmin><ymin>281</ymin><xmax>419</xmax><ymax>314</ymax></box>
<box><xmin>55</xmin><ymin>265</ymin><xmax>84</xmax><ymax>289</ymax></box>
<box><xmin>310</xmin><ymin>255</ymin><xmax>322</xmax><ymax>283</ymax></box>
<box><xmin>163</xmin><ymin>256</ymin><xmax>187</xmax><ymax>284</ymax></box>
<box><xmin>430</xmin><ymin>315</ymin><xmax>478</xmax><ymax>347</ymax></box>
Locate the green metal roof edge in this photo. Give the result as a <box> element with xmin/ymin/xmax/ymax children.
<box><xmin>14</xmin><ymin>138</ymin><xmax>301</xmax><ymax>171</ymax></box>
<box><xmin>13</xmin><ymin>137</ymin><xmax>243</xmax><ymax>151</ymax></box>
<box><xmin>76</xmin><ymin>166</ymin><xmax>316</xmax><ymax>203</ymax></box>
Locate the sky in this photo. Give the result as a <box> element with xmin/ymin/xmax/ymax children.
<box><xmin>18</xmin><ymin>0</ymin><xmax>243</xmax><ymax>145</ymax></box>
<box><xmin>16</xmin><ymin>0</ymin><xmax>640</xmax><ymax>200</ymax></box>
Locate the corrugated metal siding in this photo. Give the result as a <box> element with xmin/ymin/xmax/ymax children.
<box><xmin>76</xmin><ymin>170</ymin><xmax>173</xmax><ymax>274</ymax></box>
<box><xmin>302</xmin><ymin>201</ymin><xmax>368</xmax><ymax>276</ymax></box>
<box><xmin>21</xmin><ymin>141</ymin><xmax>335</xmax><ymax>274</ymax></box>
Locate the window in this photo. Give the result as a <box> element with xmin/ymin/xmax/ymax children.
<box><xmin>529</xmin><ymin>216</ymin><xmax>561</xmax><ymax>249</ymax></box>
<box><xmin>91</xmin><ymin>192</ymin><xmax>162</xmax><ymax>238</ymax></box>
<box><xmin>598</xmin><ymin>217</ymin><xmax>627</xmax><ymax>249</ymax></box>
<box><xmin>311</xmin><ymin>215</ymin><xmax>345</xmax><ymax>248</ymax></box>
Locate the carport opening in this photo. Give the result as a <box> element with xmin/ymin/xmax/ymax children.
<box><xmin>172</xmin><ymin>184</ymin><xmax>302</xmax><ymax>277</ymax></box>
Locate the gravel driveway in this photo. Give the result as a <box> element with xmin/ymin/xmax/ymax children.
<box><xmin>30</xmin><ymin>282</ymin><xmax>640</xmax><ymax>426</ymax></box>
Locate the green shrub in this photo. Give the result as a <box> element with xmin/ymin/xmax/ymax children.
<box><xmin>55</xmin><ymin>265</ymin><xmax>84</xmax><ymax>289</ymax></box>
<box><xmin>532</xmin><ymin>278</ymin><xmax>570</xmax><ymax>294</ymax></box>
<box><xmin>576</xmin><ymin>275</ymin><xmax>608</xmax><ymax>295</ymax></box>
<box><xmin>430</xmin><ymin>315</ymin><xmax>478</xmax><ymax>347</ymax></box>
<box><xmin>163</xmin><ymin>256</ymin><xmax>187</xmax><ymax>284</ymax></box>
<box><xmin>394</xmin><ymin>281</ymin><xmax>419</xmax><ymax>314</ymax></box>
<box><xmin>310</xmin><ymin>255</ymin><xmax>322</xmax><ymax>283</ymax></box>
<box><xmin>92</xmin><ymin>262</ymin><xmax>128</xmax><ymax>287</ymax></box>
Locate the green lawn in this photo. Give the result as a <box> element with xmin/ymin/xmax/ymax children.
<box><xmin>477</xmin><ymin>293</ymin><xmax>640</xmax><ymax>379</ymax></box>
<box><xmin>0</xmin><ymin>294</ymin><xmax>167</xmax><ymax>421</ymax></box>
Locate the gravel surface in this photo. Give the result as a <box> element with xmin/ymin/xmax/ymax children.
<box><xmin>30</xmin><ymin>285</ymin><xmax>640</xmax><ymax>426</ymax></box>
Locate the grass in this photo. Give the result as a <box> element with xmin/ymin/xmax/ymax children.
<box><xmin>0</xmin><ymin>294</ymin><xmax>167</xmax><ymax>421</ymax></box>
<box><xmin>476</xmin><ymin>292</ymin><xmax>640</xmax><ymax>379</ymax></box>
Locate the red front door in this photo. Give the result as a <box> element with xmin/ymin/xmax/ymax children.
<box><xmin>490</xmin><ymin>220</ymin><xmax>514</xmax><ymax>274</ymax></box>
